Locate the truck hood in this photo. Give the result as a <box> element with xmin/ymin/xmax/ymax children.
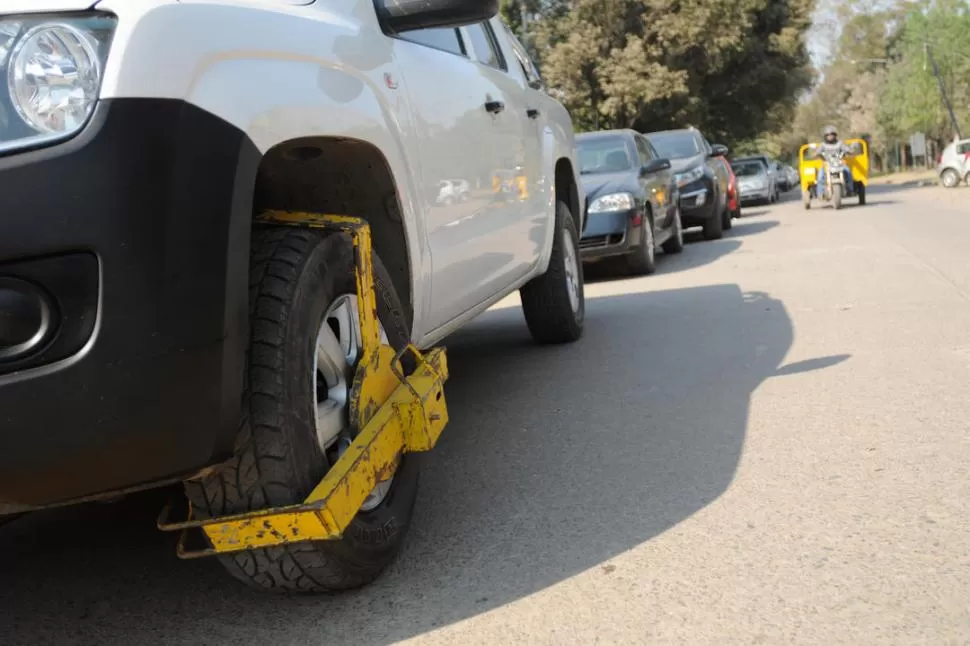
<box><xmin>2</xmin><ymin>0</ymin><xmax>96</xmax><ymax>12</ymax></box>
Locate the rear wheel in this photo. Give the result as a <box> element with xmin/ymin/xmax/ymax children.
<box><xmin>702</xmin><ymin>207</ymin><xmax>723</xmax><ymax>240</ymax></box>
<box><xmin>941</xmin><ymin>168</ymin><xmax>960</xmax><ymax>188</ymax></box>
<box><xmin>858</xmin><ymin>184</ymin><xmax>866</xmax><ymax>206</ymax></box>
<box><xmin>520</xmin><ymin>200</ymin><xmax>585</xmax><ymax>344</ymax></box>
<box><xmin>721</xmin><ymin>203</ymin><xmax>733</xmax><ymax>231</ymax></box>
<box><xmin>184</xmin><ymin>227</ymin><xmax>418</xmax><ymax>593</ymax></box>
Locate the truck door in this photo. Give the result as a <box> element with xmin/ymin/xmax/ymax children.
<box><xmin>394</xmin><ymin>24</ymin><xmax>529</xmax><ymax>334</ymax></box>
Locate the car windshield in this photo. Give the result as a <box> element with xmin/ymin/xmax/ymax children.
<box><xmin>732</xmin><ymin>162</ymin><xmax>766</xmax><ymax>177</ymax></box>
<box><xmin>577</xmin><ymin>136</ymin><xmax>634</xmax><ymax>174</ymax></box>
<box><xmin>647</xmin><ymin>132</ymin><xmax>702</xmax><ymax>159</ymax></box>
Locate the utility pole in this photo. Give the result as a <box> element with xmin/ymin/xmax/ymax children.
<box><xmin>924</xmin><ymin>43</ymin><xmax>963</xmax><ymax>140</ymax></box>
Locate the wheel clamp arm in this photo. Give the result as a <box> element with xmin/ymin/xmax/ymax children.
<box><xmin>158</xmin><ymin>211</ymin><xmax>449</xmax><ymax>558</ymax></box>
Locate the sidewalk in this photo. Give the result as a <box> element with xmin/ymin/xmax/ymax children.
<box><xmin>870</xmin><ymin>169</ymin><xmax>939</xmax><ymax>186</ymax></box>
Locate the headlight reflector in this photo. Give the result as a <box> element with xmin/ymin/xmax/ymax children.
<box><xmin>588</xmin><ymin>192</ymin><xmax>634</xmax><ymax>214</ymax></box>
<box><xmin>674</xmin><ymin>166</ymin><xmax>705</xmax><ymax>186</ymax></box>
<box><xmin>9</xmin><ymin>24</ymin><xmax>101</xmax><ymax>134</ymax></box>
<box><xmin>0</xmin><ymin>15</ymin><xmax>115</xmax><ymax>155</ymax></box>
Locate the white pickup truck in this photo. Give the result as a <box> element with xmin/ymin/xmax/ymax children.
<box><xmin>0</xmin><ymin>0</ymin><xmax>585</xmax><ymax>591</ymax></box>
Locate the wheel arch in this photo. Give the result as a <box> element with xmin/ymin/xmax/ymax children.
<box><xmin>251</xmin><ymin>137</ymin><xmax>415</xmax><ymax>331</ymax></box>
<box><xmin>555</xmin><ymin>157</ymin><xmax>582</xmax><ymax>235</ymax></box>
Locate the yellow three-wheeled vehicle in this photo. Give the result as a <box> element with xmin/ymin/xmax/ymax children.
<box><xmin>799</xmin><ymin>138</ymin><xmax>869</xmax><ymax>210</ymax></box>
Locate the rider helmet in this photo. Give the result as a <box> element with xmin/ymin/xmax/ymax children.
<box><xmin>823</xmin><ymin>125</ymin><xmax>838</xmax><ymax>143</ymax></box>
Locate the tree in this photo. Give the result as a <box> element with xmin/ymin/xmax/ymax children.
<box><xmin>533</xmin><ymin>0</ymin><xmax>815</xmax><ymax>145</ymax></box>
<box><xmin>878</xmin><ymin>0</ymin><xmax>970</xmax><ymax>144</ymax></box>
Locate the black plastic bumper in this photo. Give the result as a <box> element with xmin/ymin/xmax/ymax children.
<box><xmin>579</xmin><ymin>209</ymin><xmax>641</xmax><ymax>260</ymax></box>
<box><xmin>0</xmin><ymin>99</ymin><xmax>259</xmax><ymax>506</ymax></box>
<box><xmin>679</xmin><ymin>178</ymin><xmax>718</xmax><ymax>226</ymax></box>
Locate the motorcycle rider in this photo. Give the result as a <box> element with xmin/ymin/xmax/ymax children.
<box><xmin>815</xmin><ymin>125</ymin><xmax>854</xmax><ymax>197</ymax></box>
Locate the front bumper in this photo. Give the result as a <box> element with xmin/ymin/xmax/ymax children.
<box><xmin>579</xmin><ymin>209</ymin><xmax>641</xmax><ymax>260</ymax></box>
<box><xmin>739</xmin><ymin>186</ymin><xmax>771</xmax><ymax>203</ymax></box>
<box><xmin>0</xmin><ymin>99</ymin><xmax>258</xmax><ymax>507</ymax></box>
<box><xmin>678</xmin><ymin>178</ymin><xmax>717</xmax><ymax>226</ymax></box>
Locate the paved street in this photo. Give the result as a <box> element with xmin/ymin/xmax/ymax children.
<box><xmin>3</xmin><ymin>183</ymin><xmax>969</xmax><ymax>645</ymax></box>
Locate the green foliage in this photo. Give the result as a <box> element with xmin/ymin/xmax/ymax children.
<box><xmin>878</xmin><ymin>0</ymin><xmax>970</xmax><ymax>141</ymax></box>
<box><xmin>782</xmin><ymin>0</ymin><xmax>969</xmax><ymax>166</ymax></box>
<box><xmin>532</xmin><ymin>0</ymin><xmax>815</xmax><ymax>145</ymax></box>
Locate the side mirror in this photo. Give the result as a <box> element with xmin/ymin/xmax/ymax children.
<box><xmin>710</xmin><ymin>144</ymin><xmax>729</xmax><ymax>158</ymax></box>
<box><xmin>377</xmin><ymin>0</ymin><xmax>499</xmax><ymax>34</ymax></box>
<box><xmin>641</xmin><ymin>158</ymin><xmax>672</xmax><ymax>175</ymax></box>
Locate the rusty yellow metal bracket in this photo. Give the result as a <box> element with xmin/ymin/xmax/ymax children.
<box><xmin>158</xmin><ymin>211</ymin><xmax>448</xmax><ymax>558</ymax></box>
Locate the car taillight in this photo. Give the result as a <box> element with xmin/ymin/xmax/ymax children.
<box><xmin>630</xmin><ymin>213</ymin><xmax>643</xmax><ymax>227</ymax></box>
<box><xmin>938</xmin><ymin>154</ymin><xmax>943</xmax><ymax>164</ymax></box>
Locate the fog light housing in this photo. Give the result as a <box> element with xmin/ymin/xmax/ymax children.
<box><xmin>0</xmin><ymin>277</ymin><xmax>55</xmax><ymax>362</ymax></box>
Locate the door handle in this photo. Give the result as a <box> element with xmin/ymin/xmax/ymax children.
<box><xmin>527</xmin><ymin>108</ymin><xmax>540</xmax><ymax>119</ymax></box>
<box><xmin>484</xmin><ymin>100</ymin><xmax>505</xmax><ymax>114</ymax></box>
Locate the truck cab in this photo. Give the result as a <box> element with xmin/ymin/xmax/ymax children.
<box><xmin>0</xmin><ymin>0</ymin><xmax>585</xmax><ymax>592</ymax></box>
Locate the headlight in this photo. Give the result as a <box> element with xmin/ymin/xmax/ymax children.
<box><xmin>588</xmin><ymin>192</ymin><xmax>635</xmax><ymax>213</ymax></box>
<box><xmin>674</xmin><ymin>166</ymin><xmax>705</xmax><ymax>186</ymax></box>
<box><xmin>0</xmin><ymin>14</ymin><xmax>116</xmax><ymax>155</ymax></box>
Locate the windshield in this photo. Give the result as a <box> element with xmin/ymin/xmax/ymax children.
<box><xmin>577</xmin><ymin>136</ymin><xmax>634</xmax><ymax>174</ymax></box>
<box><xmin>732</xmin><ymin>162</ymin><xmax>766</xmax><ymax>177</ymax></box>
<box><xmin>647</xmin><ymin>132</ymin><xmax>702</xmax><ymax>159</ymax></box>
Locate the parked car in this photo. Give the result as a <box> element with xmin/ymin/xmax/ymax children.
<box><xmin>937</xmin><ymin>138</ymin><xmax>970</xmax><ymax>188</ymax></box>
<box><xmin>436</xmin><ymin>179</ymin><xmax>471</xmax><ymax>205</ymax></box>
<box><xmin>732</xmin><ymin>158</ymin><xmax>774</xmax><ymax>205</ymax></box>
<box><xmin>576</xmin><ymin>129</ymin><xmax>685</xmax><ymax>274</ymax></box>
<box><xmin>711</xmin><ymin>156</ymin><xmax>741</xmax><ymax>220</ymax></box>
<box><xmin>645</xmin><ymin>128</ymin><xmax>732</xmax><ymax>240</ymax></box>
<box><xmin>0</xmin><ymin>2</ymin><xmax>586</xmax><ymax>594</ymax></box>
<box><xmin>733</xmin><ymin>154</ymin><xmax>781</xmax><ymax>200</ymax></box>
<box><xmin>783</xmin><ymin>164</ymin><xmax>800</xmax><ymax>191</ymax></box>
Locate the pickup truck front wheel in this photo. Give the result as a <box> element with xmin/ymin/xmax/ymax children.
<box><xmin>184</xmin><ymin>227</ymin><xmax>417</xmax><ymax>593</ymax></box>
<box><xmin>520</xmin><ymin>200</ymin><xmax>585</xmax><ymax>344</ymax></box>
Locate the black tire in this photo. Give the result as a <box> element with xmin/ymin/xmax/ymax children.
<box><xmin>626</xmin><ymin>214</ymin><xmax>657</xmax><ymax>275</ymax></box>
<box><xmin>721</xmin><ymin>203</ymin><xmax>733</xmax><ymax>231</ymax></box>
<box><xmin>803</xmin><ymin>189</ymin><xmax>812</xmax><ymax>210</ymax></box>
<box><xmin>858</xmin><ymin>184</ymin><xmax>866</xmax><ymax>206</ymax></box>
<box><xmin>520</xmin><ymin>200</ymin><xmax>585</xmax><ymax>344</ymax></box>
<box><xmin>184</xmin><ymin>227</ymin><xmax>418</xmax><ymax>593</ymax></box>
<box><xmin>702</xmin><ymin>206</ymin><xmax>723</xmax><ymax>241</ymax></box>
<box><xmin>661</xmin><ymin>208</ymin><xmax>685</xmax><ymax>254</ymax></box>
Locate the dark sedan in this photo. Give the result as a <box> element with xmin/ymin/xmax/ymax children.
<box><xmin>577</xmin><ymin>129</ymin><xmax>685</xmax><ymax>274</ymax></box>
<box><xmin>645</xmin><ymin>128</ymin><xmax>731</xmax><ymax>240</ymax></box>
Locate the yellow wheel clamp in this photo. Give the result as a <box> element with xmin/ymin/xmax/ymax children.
<box><xmin>157</xmin><ymin>211</ymin><xmax>449</xmax><ymax>558</ymax></box>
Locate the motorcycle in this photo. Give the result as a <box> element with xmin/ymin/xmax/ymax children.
<box><xmin>799</xmin><ymin>138</ymin><xmax>869</xmax><ymax>211</ymax></box>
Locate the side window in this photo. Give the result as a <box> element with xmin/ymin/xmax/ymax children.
<box><xmin>635</xmin><ymin>136</ymin><xmax>655</xmax><ymax>164</ymax></box>
<box><xmin>502</xmin><ymin>23</ymin><xmax>544</xmax><ymax>88</ymax></box>
<box><xmin>957</xmin><ymin>142</ymin><xmax>970</xmax><ymax>155</ymax></box>
<box><xmin>399</xmin><ymin>27</ymin><xmax>466</xmax><ymax>57</ymax></box>
<box><xmin>697</xmin><ymin>134</ymin><xmax>712</xmax><ymax>155</ymax></box>
<box><xmin>464</xmin><ymin>21</ymin><xmax>507</xmax><ymax>71</ymax></box>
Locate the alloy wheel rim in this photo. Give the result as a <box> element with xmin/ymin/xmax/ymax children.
<box><xmin>314</xmin><ymin>294</ymin><xmax>394</xmax><ymax>512</ymax></box>
<box><xmin>563</xmin><ymin>233</ymin><xmax>581</xmax><ymax>313</ymax></box>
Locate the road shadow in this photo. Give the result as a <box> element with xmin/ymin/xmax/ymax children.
<box><xmin>0</xmin><ymin>285</ymin><xmax>796</xmax><ymax>645</ymax></box>
<box><xmin>727</xmin><ymin>219</ymin><xmax>779</xmax><ymax>237</ymax></box>
<box><xmin>584</xmin><ymin>234</ymin><xmax>743</xmax><ymax>282</ymax></box>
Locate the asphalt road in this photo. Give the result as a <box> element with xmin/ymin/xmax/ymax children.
<box><xmin>4</xmin><ymin>183</ymin><xmax>970</xmax><ymax>645</ymax></box>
